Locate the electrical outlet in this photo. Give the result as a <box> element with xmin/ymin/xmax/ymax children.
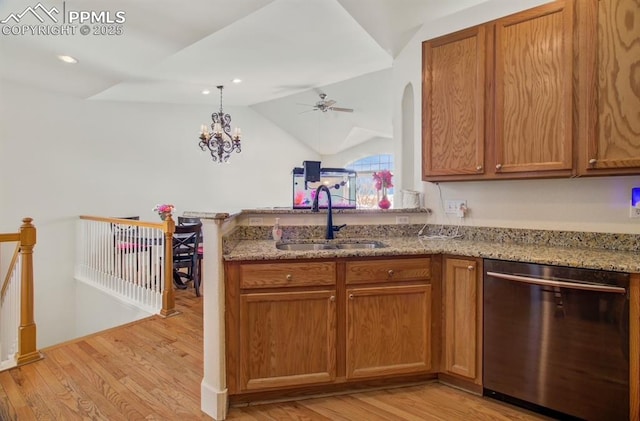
<box><xmin>248</xmin><ymin>217</ymin><xmax>263</xmax><ymax>225</ymax></box>
<box><xmin>630</xmin><ymin>207</ymin><xmax>640</xmax><ymax>219</ymax></box>
<box><xmin>396</xmin><ymin>216</ymin><xmax>409</xmax><ymax>224</ymax></box>
<box><xmin>445</xmin><ymin>200</ymin><xmax>467</xmax><ymax>215</ymax></box>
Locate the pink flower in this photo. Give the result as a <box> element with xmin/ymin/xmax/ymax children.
<box><xmin>372</xmin><ymin>170</ymin><xmax>393</xmax><ymax>191</ymax></box>
<box><xmin>153</xmin><ymin>203</ymin><xmax>174</xmax><ymax>214</ymax></box>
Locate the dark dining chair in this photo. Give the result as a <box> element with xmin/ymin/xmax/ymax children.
<box><xmin>172</xmin><ymin>222</ymin><xmax>202</xmax><ymax>296</ymax></box>
<box><xmin>178</xmin><ymin>216</ymin><xmax>204</xmax><ymax>288</ymax></box>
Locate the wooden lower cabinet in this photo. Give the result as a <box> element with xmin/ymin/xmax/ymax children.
<box><xmin>346</xmin><ymin>284</ymin><xmax>432</xmax><ymax>379</ymax></box>
<box><xmin>225</xmin><ymin>256</ymin><xmax>438</xmax><ymax>398</ymax></box>
<box><xmin>239</xmin><ymin>289</ymin><xmax>337</xmax><ymax>391</ymax></box>
<box><xmin>442</xmin><ymin>257</ymin><xmax>482</xmax><ymax>386</ymax></box>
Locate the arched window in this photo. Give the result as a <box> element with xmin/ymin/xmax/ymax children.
<box><xmin>345</xmin><ymin>154</ymin><xmax>394</xmax><ymax>209</ymax></box>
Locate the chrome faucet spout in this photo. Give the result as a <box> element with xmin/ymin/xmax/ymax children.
<box><xmin>311</xmin><ymin>185</ymin><xmax>336</xmax><ymax>239</ymax></box>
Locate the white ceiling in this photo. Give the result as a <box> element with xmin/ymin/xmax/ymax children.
<box><xmin>0</xmin><ymin>0</ymin><xmax>492</xmax><ymax>155</ymax></box>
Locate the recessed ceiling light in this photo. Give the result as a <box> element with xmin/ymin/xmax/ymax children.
<box><xmin>232</xmin><ymin>78</ymin><xmax>242</xmax><ymax>84</ymax></box>
<box><xmin>202</xmin><ymin>89</ymin><xmax>210</xmax><ymax>95</ymax></box>
<box><xmin>57</xmin><ymin>55</ymin><xmax>78</xmax><ymax>64</ymax></box>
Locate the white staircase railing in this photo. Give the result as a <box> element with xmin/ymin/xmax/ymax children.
<box><xmin>76</xmin><ymin>216</ymin><xmax>178</xmax><ymax>316</ymax></box>
<box><xmin>1</xmin><ymin>244</ymin><xmax>21</xmax><ymax>370</ymax></box>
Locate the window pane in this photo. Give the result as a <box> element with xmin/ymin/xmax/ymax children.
<box><xmin>346</xmin><ymin>155</ymin><xmax>394</xmax><ymax>209</ymax></box>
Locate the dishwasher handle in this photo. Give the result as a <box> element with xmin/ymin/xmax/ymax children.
<box><xmin>486</xmin><ymin>271</ymin><xmax>627</xmax><ymax>294</ymax></box>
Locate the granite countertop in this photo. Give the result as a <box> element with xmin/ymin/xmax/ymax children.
<box><xmin>223</xmin><ymin>236</ymin><xmax>640</xmax><ymax>273</ymax></box>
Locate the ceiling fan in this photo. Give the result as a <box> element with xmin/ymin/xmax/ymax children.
<box><xmin>299</xmin><ymin>93</ymin><xmax>354</xmax><ymax>113</ymax></box>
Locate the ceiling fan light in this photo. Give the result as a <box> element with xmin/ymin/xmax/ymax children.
<box><xmin>303</xmin><ymin>92</ymin><xmax>354</xmax><ymax>113</ymax></box>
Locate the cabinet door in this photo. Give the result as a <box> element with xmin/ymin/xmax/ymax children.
<box><xmin>422</xmin><ymin>27</ymin><xmax>487</xmax><ymax>180</ymax></box>
<box><xmin>493</xmin><ymin>1</ymin><xmax>574</xmax><ymax>175</ymax></box>
<box><xmin>239</xmin><ymin>289</ymin><xmax>336</xmax><ymax>391</ymax></box>
<box><xmin>346</xmin><ymin>284</ymin><xmax>432</xmax><ymax>379</ymax></box>
<box><xmin>577</xmin><ymin>0</ymin><xmax>640</xmax><ymax>174</ymax></box>
<box><xmin>443</xmin><ymin>258</ymin><xmax>480</xmax><ymax>382</ymax></box>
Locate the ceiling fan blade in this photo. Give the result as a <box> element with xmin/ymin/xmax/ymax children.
<box><xmin>329</xmin><ymin>107</ymin><xmax>354</xmax><ymax>113</ymax></box>
<box><xmin>324</xmin><ymin>99</ymin><xmax>336</xmax><ymax>107</ymax></box>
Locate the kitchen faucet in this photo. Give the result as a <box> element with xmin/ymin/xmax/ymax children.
<box><xmin>311</xmin><ymin>185</ymin><xmax>346</xmax><ymax>240</ymax></box>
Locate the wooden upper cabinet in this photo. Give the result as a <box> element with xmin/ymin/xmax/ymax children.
<box><xmin>577</xmin><ymin>0</ymin><xmax>640</xmax><ymax>175</ymax></box>
<box><xmin>493</xmin><ymin>0</ymin><xmax>574</xmax><ymax>175</ymax></box>
<box><xmin>422</xmin><ymin>1</ymin><xmax>575</xmax><ymax>181</ymax></box>
<box><xmin>422</xmin><ymin>27</ymin><xmax>487</xmax><ymax>180</ymax></box>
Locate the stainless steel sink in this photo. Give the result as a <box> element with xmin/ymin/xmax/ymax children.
<box><xmin>335</xmin><ymin>241</ymin><xmax>385</xmax><ymax>249</ymax></box>
<box><xmin>276</xmin><ymin>240</ymin><xmax>385</xmax><ymax>251</ymax></box>
<box><xmin>275</xmin><ymin>243</ymin><xmax>335</xmax><ymax>251</ymax></box>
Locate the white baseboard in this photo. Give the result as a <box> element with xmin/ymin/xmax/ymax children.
<box><xmin>201</xmin><ymin>381</ymin><xmax>228</xmax><ymax>420</ymax></box>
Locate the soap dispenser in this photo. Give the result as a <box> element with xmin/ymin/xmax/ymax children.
<box><xmin>272</xmin><ymin>218</ymin><xmax>282</xmax><ymax>242</ymax></box>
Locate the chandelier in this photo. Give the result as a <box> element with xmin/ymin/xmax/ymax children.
<box><xmin>198</xmin><ymin>85</ymin><xmax>242</xmax><ymax>163</ymax></box>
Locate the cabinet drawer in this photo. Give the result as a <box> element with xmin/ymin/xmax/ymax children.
<box><xmin>345</xmin><ymin>258</ymin><xmax>431</xmax><ymax>284</ymax></box>
<box><xmin>240</xmin><ymin>262</ymin><xmax>336</xmax><ymax>289</ymax></box>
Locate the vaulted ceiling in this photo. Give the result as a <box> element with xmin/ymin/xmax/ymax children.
<box><xmin>0</xmin><ymin>0</ymin><xmax>493</xmax><ymax>155</ymax></box>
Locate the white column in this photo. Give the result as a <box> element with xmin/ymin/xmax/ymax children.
<box><xmin>200</xmin><ymin>218</ymin><xmax>228</xmax><ymax>420</ymax></box>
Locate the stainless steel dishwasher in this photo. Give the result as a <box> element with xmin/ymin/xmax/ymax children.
<box><xmin>483</xmin><ymin>259</ymin><xmax>629</xmax><ymax>421</ymax></box>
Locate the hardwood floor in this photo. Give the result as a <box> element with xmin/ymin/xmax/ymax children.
<box><xmin>226</xmin><ymin>384</ymin><xmax>551</xmax><ymax>421</ymax></box>
<box><xmin>0</xmin><ymin>289</ymin><xmax>550</xmax><ymax>421</ymax></box>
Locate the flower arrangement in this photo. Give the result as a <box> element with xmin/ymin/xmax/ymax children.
<box><xmin>372</xmin><ymin>170</ymin><xmax>393</xmax><ymax>191</ymax></box>
<box><xmin>153</xmin><ymin>204</ymin><xmax>174</xmax><ymax>220</ymax></box>
<box><xmin>372</xmin><ymin>170</ymin><xmax>393</xmax><ymax>209</ymax></box>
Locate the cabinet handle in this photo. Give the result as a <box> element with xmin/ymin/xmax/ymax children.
<box><xmin>589</xmin><ymin>158</ymin><xmax>597</xmax><ymax>165</ymax></box>
<box><xmin>349</xmin><ymin>294</ymin><xmax>354</xmax><ymax>300</ymax></box>
<box><xmin>329</xmin><ymin>295</ymin><xmax>335</xmax><ymax>302</ymax></box>
<box><xmin>476</xmin><ymin>165</ymin><xmax>483</xmax><ymax>172</ymax></box>
<box><xmin>388</xmin><ymin>269</ymin><xmax>394</xmax><ymax>277</ymax></box>
<box><xmin>286</xmin><ymin>274</ymin><xmax>292</xmax><ymax>281</ymax></box>
<box><xmin>467</xmin><ymin>265</ymin><xmax>474</xmax><ymax>271</ymax></box>
<box><xmin>495</xmin><ymin>163</ymin><xmax>503</xmax><ymax>171</ymax></box>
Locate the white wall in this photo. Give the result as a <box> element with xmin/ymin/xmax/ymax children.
<box><xmin>321</xmin><ymin>137</ymin><xmax>392</xmax><ymax>168</ymax></box>
<box><xmin>0</xmin><ymin>81</ymin><xmax>319</xmax><ymax>347</ymax></box>
<box><xmin>75</xmin><ymin>282</ymin><xmax>152</xmax><ymax>337</ymax></box>
<box><xmin>392</xmin><ymin>0</ymin><xmax>640</xmax><ymax>234</ymax></box>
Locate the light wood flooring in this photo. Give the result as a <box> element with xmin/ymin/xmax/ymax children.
<box><xmin>0</xmin><ymin>289</ymin><xmax>550</xmax><ymax>421</ymax></box>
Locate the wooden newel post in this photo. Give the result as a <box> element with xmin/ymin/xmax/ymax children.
<box><xmin>16</xmin><ymin>217</ymin><xmax>42</xmax><ymax>365</ymax></box>
<box><xmin>160</xmin><ymin>213</ymin><xmax>179</xmax><ymax>317</ymax></box>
